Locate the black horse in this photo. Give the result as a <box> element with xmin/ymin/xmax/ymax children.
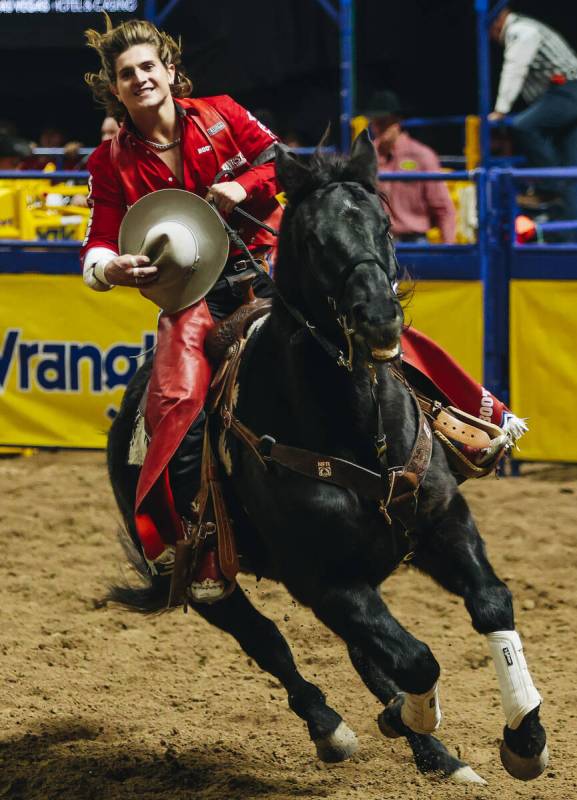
<box><xmin>108</xmin><ymin>132</ymin><xmax>547</xmax><ymax>785</ymax></box>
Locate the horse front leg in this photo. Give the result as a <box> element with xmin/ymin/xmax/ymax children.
<box><xmin>194</xmin><ymin>585</ymin><xmax>358</xmax><ymax>762</ymax></box>
<box><xmin>347</xmin><ymin>644</ymin><xmax>486</xmax><ymax>784</ymax></box>
<box><xmin>414</xmin><ymin>491</ymin><xmax>548</xmax><ymax>781</ymax></box>
<box><xmin>310</xmin><ymin>583</ymin><xmax>485</xmax><ymax>784</ymax></box>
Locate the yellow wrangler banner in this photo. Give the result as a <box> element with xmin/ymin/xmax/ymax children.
<box><xmin>0</xmin><ymin>275</ymin><xmax>483</xmax><ymax>449</ymax></box>
<box><xmin>1</xmin><ymin>275</ymin><xmax>157</xmax><ymax>448</ymax></box>
<box><xmin>510</xmin><ymin>280</ymin><xmax>577</xmax><ymax>462</ymax></box>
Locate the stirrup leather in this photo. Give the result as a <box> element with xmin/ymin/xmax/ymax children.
<box><xmin>167</xmin><ymin>427</ymin><xmax>239</xmax><ymax>609</ymax></box>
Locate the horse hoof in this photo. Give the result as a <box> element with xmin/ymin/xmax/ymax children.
<box><xmin>314</xmin><ymin>721</ymin><xmax>358</xmax><ymax>763</ymax></box>
<box><xmin>377</xmin><ymin>708</ymin><xmax>402</xmax><ymax>739</ymax></box>
<box><xmin>500</xmin><ymin>740</ymin><xmax>549</xmax><ymax>780</ymax></box>
<box><xmin>450</xmin><ymin>765</ymin><xmax>487</xmax><ymax>785</ymax></box>
<box><xmin>377</xmin><ymin>695</ymin><xmax>404</xmax><ymax>739</ymax></box>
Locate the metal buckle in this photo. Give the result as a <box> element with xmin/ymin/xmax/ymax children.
<box><xmin>375</xmin><ymin>433</ymin><xmax>387</xmax><ymax>458</ymax></box>
<box><xmin>336</xmin><ymin>351</ymin><xmax>353</xmax><ymax>372</ymax></box>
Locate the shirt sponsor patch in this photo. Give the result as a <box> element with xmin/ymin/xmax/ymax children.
<box><xmin>197</xmin><ymin>145</ymin><xmax>212</xmax><ymax>154</ymax></box>
<box><xmin>207</xmin><ymin>121</ymin><xmax>226</xmax><ymax>136</ymax></box>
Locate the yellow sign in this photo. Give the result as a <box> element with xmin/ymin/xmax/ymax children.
<box><xmin>1</xmin><ymin>275</ymin><xmax>158</xmax><ymax>448</ymax></box>
<box><xmin>510</xmin><ymin>280</ymin><xmax>577</xmax><ymax>462</ymax></box>
<box><xmin>402</xmin><ymin>280</ymin><xmax>483</xmax><ymax>381</ymax></box>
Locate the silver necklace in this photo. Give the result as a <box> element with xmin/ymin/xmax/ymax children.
<box><xmin>140</xmin><ymin>134</ymin><xmax>181</xmax><ymax>151</ymax></box>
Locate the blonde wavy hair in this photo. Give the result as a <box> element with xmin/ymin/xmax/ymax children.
<box><xmin>84</xmin><ymin>16</ymin><xmax>193</xmax><ymax>119</ymax></box>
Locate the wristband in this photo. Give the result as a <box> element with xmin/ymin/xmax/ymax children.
<box><xmin>93</xmin><ymin>258</ymin><xmax>113</xmax><ymax>287</ymax></box>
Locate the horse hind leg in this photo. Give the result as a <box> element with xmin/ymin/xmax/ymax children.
<box><xmin>413</xmin><ymin>492</ymin><xmax>548</xmax><ymax>781</ymax></box>
<box><xmin>194</xmin><ymin>585</ymin><xmax>358</xmax><ymax>763</ymax></box>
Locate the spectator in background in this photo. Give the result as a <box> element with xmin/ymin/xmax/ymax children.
<box><xmin>363</xmin><ymin>91</ymin><xmax>456</xmax><ymax>244</ymax></box>
<box><xmin>72</xmin><ymin>115</ymin><xmax>122</xmax><ymax>172</ymax></box>
<box><xmin>21</xmin><ymin>126</ymin><xmax>69</xmax><ymax>170</ymax></box>
<box><xmin>100</xmin><ymin>115</ymin><xmax>120</xmax><ymax>141</ymax></box>
<box><xmin>281</xmin><ymin>128</ymin><xmax>310</xmax><ymax>150</ymax></box>
<box><xmin>489</xmin><ymin>6</ymin><xmax>577</xmax><ymax>222</ymax></box>
<box><xmin>0</xmin><ymin>134</ymin><xmax>33</xmax><ymax>170</ymax></box>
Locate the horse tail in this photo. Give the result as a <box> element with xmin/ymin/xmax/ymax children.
<box><xmin>105</xmin><ymin>358</ymin><xmax>172</xmax><ymax>614</ymax></box>
<box><xmin>107</xmin><ymin>524</ymin><xmax>172</xmax><ymax>614</ymax></box>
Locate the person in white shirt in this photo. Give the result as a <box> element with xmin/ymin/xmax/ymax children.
<box><xmin>489</xmin><ymin>7</ymin><xmax>577</xmax><ymax>223</ymax></box>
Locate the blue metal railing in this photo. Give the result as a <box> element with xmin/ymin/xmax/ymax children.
<box><xmin>377</xmin><ymin>170</ymin><xmax>472</xmax><ymax>181</ymax></box>
<box><xmin>0</xmin><ymin>170</ymin><xmax>89</xmax><ymax>180</ymax></box>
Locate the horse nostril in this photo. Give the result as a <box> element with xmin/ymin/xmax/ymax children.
<box><xmin>351</xmin><ymin>303</ymin><xmax>367</xmax><ymax>324</ymax></box>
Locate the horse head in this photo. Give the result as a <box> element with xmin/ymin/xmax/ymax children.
<box><xmin>275</xmin><ymin>130</ymin><xmax>403</xmax><ymax>364</ymax></box>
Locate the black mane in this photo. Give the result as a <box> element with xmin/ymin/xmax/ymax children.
<box><xmin>283</xmin><ymin>151</ymin><xmax>378</xmax><ymax>209</ymax></box>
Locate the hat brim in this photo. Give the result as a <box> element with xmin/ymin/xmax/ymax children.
<box><xmin>360</xmin><ymin>109</ymin><xmax>401</xmax><ymax>120</ymax></box>
<box><xmin>119</xmin><ymin>189</ymin><xmax>229</xmax><ymax>312</ymax></box>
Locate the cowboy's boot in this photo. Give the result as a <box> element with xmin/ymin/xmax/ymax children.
<box><xmin>187</xmin><ymin>531</ymin><xmax>230</xmax><ymax>604</ymax></box>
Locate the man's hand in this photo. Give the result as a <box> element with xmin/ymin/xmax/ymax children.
<box><xmin>103</xmin><ymin>254</ymin><xmax>157</xmax><ymax>287</ymax></box>
<box><xmin>488</xmin><ymin>111</ymin><xmax>506</xmax><ymax>122</ymax></box>
<box><xmin>206</xmin><ymin>181</ymin><xmax>247</xmax><ymax>214</ymax></box>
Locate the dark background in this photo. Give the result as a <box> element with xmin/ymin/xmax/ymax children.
<box><xmin>0</xmin><ymin>0</ymin><xmax>575</xmax><ymax>150</ymax></box>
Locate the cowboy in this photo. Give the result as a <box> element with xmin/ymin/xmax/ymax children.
<box><xmin>81</xmin><ymin>17</ymin><xmax>281</xmax><ymax>602</ymax></box>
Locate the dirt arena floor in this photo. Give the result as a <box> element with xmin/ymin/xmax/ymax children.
<box><xmin>1</xmin><ymin>450</ymin><xmax>576</xmax><ymax>800</ymax></box>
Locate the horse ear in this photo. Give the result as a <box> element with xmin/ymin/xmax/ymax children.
<box><xmin>348</xmin><ymin>129</ymin><xmax>378</xmax><ymax>185</ymax></box>
<box><xmin>275</xmin><ymin>144</ymin><xmax>310</xmax><ymax>197</ymax></box>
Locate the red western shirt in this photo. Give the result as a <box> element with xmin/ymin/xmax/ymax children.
<box><xmin>377</xmin><ymin>132</ymin><xmax>456</xmax><ymax>244</ymax></box>
<box><xmin>81</xmin><ymin>95</ymin><xmax>280</xmax><ymax>285</ymax></box>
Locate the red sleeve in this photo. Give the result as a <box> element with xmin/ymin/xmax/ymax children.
<box><xmin>207</xmin><ymin>95</ymin><xmax>279</xmax><ymax>202</ymax></box>
<box><xmin>419</xmin><ymin>146</ymin><xmax>457</xmax><ymax>244</ymax></box>
<box><xmin>80</xmin><ymin>142</ymin><xmax>126</xmax><ymax>263</ymax></box>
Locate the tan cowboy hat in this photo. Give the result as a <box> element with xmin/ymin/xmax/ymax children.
<box><xmin>119</xmin><ymin>189</ymin><xmax>229</xmax><ymax>314</ymax></box>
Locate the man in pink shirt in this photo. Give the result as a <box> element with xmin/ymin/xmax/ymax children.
<box><xmin>364</xmin><ymin>91</ymin><xmax>456</xmax><ymax>243</ymax></box>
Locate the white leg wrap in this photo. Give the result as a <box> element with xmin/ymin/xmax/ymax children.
<box><xmin>487</xmin><ymin>630</ymin><xmax>542</xmax><ymax>730</ymax></box>
<box><xmin>401</xmin><ymin>681</ymin><xmax>442</xmax><ymax>734</ymax></box>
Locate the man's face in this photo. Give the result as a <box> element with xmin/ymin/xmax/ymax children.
<box><xmin>39</xmin><ymin>128</ymin><xmax>64</xmax><ymax>147</ymax></box>
<box><xmin>490</xmin><ymin>9</ymin><xmax>508</xmax><ymax>43</ymax></box>
<box><xmin>101</xmin><ymin>116</ymin><xmax>120</xmax><ymax>141</ymax></box>
<box><xmin>111</xmin><ymin>44</ymin><xmax>175</xmax><ymax>117</ymax></box>
<box><xmin>370</xmin><ymin>117</ymin><xmax>401</xmax><ymax>156</ymax></box>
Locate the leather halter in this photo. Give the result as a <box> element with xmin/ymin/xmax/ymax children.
<box><xmin>327</xmin><ymin>252</ymin><xmax>398</xmax><ymax>371</ymax></box>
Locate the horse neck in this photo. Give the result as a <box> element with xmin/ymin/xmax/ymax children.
<box><xmin>267</xmin><ymin>309</ymin><xmax>415</xmax><ymax>467</ymax></box>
